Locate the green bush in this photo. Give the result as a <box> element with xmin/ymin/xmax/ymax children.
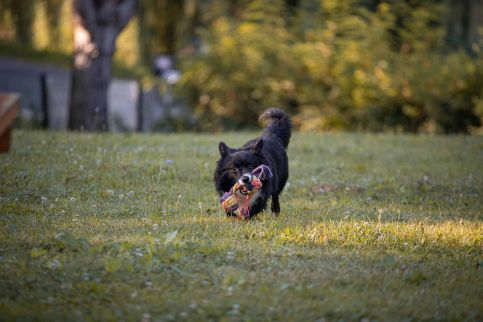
<box><xmin>179</xmin><ymin>0</ymin><xmax>483</xmax><ymax>133</ymax></box>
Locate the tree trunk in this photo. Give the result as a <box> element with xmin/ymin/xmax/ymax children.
<box><xmin>9</xmin><ymin>1</ymin><xmax>34</xmax><ymax>46</ymax></box>
<box><xmin>69</xmin><ymin>0</ymin><xmax>137</xmax><ymax>131</ymax></box>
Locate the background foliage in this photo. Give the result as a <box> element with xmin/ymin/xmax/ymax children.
<box><xmin>0</xmin><ymin>0</ymin><xmax>482</xmax><ymax>133</ymax></box>
<box><xmin>180</xmin><ymin>0</ymin><xmax>483</xmax><ymax>133</ymax></box>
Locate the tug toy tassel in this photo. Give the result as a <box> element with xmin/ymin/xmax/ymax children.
<box><xmin>219</xmin><ymin>165</ymin><xmax>273</xmax><ymax>220</ymax></box>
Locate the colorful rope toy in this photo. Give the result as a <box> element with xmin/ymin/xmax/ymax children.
<box><xmin>219</xmin><ymin>165</ymin><xmax>273</xmax><ymax>220</ymax></box>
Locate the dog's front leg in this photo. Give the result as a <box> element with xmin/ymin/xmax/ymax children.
<box><xmin>247</xmin><ymin>194</ymin><xmax>268</xmax><ymax>219</ymax></box>
<box><xmin>271</xmin><ymin>194</ymin><xmax>280</xmax><ymax>215</ymax></box>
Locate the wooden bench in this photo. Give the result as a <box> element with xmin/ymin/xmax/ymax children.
<box><xmin>0</xmin><ymin>93</ymin><xmax>20</xmax><ymax>152</ymax></box>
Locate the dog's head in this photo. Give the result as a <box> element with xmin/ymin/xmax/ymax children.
<box><xmin>214</xmin><ymin>139</ymin><xmax>264</xmax><ymax>195</ymax></box>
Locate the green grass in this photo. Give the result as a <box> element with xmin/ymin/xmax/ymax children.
<box><xmin>0</xmin><ymin>130</ymin><xmax>482</xmax><ymax>321</ymax></box>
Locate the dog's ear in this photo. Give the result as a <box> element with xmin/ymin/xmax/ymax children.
<box><xmin>219</xmin><ymin>141</ymin><xmax>230</xmax><ymax>157</ymax></box>
<box><xmin>252</xmin><ymin>139</ymin><xmax>263</xmax><ymax>154</ymax></box>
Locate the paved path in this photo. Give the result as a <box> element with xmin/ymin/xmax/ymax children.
<box><xmin>0</xmin><ymin>57</ymin><xmax>69</xmax><ymax>75</ymax></box>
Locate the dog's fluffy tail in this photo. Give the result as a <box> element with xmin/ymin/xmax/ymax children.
<box><xmin>259</xmin><ymin>108</ymin><xmax>292</xmax><ymax>149</ymax></box>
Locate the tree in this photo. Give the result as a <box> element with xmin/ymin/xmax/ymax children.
<box><xmin>137</xmin><ymin>0</ymin><xmax>186</xmax><ymax>66</ymax></box>
<box><xmin>0</xmin><ymin>0</ymin><xmax>34</xmax><ymax>45</ymax></box>
<box><xmin>43</xmin><ymin>0</ymin><xmax>64</xmax><ymax>49</ymax></box>
<box><xmin>69</xmin><ymin>0</ymin><xmax>137</xmax><ymax>131</ymax></box>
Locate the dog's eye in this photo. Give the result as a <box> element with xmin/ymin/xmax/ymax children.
<box><xmin>231</xmin><ymin>168</ymin><xmax>239</xmax><ymax>176</ymax></box>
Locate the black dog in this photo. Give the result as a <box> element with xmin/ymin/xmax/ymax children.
<box><xmin>214</xmin><ymin>108</ymin><xmax>291</xmax><ymax>218</ymax></box>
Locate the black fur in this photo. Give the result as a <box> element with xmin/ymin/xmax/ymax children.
<box><xmin>214</xmin><ymin>108</ymin><xmax>292</xmax><ymax>218</ymax></box>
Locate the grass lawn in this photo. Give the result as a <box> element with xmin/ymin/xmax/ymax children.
<box><xmin>0</xmin><ymin>130</ymin><xmax>482</xmax><ymax>321</ymax></box>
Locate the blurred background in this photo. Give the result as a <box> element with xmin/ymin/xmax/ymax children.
<box><xmin>0</xmin><ymin>0</ymin><xmax>482</xmax><ymax>134</ymax></box>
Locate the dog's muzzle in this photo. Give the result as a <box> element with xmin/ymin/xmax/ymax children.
<box><xmin>239</xmin><ymin>173</ymin><xmax>252</xmax><ymax>184</ymax></box>
<box><xmin>238</xmin><ymin>173</ymin><xmax>253</xmax><ymax>195</ymax></box>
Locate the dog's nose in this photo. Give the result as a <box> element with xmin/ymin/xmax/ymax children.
<box><xmin>241</xmin><ymin>174</ymin><xmax>251</xmax><ymax>184</ymax></box>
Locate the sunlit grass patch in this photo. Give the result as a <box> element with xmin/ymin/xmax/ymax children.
<box><xmin>0</xmin><ymin>130</ymin><xmax>482</xmax><ymax>321</ymax></box>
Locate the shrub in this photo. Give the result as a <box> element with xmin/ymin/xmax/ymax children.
<box><xmin>179</xmin><ymin>0</ymin><xmax>483</xmax><ymax>133</ymax></box>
